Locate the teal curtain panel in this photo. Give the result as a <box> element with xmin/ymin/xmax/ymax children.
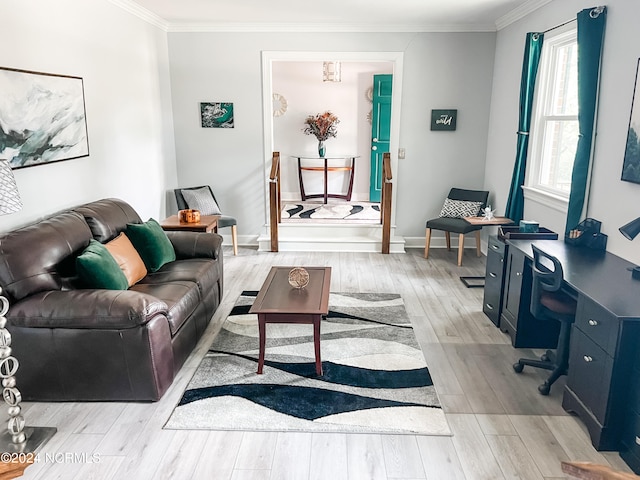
<box><xmin>565</xmin><ymin>6</ymin><xmax>607</xmax><ymax>233</ymax></box>
<box><xmin>505</xmin><ymin>32</ymin><xmax>544</xmax><ymax>223</ymax></box>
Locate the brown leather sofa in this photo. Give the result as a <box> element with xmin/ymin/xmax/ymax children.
<box><xmin>0</xmin><ymin>198</ymin><xmax>223</xmax><ymax>401</ymax></box>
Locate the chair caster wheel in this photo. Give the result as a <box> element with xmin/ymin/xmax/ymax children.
<box><xmin>538</xmin><ymin>383</ymin><xmax>550</xmax><ymax>395</ymax></box>
<box><xmin>513</xmin><ymin>362</ymin><xmax>524</xmax><ymax>373</ymax></box>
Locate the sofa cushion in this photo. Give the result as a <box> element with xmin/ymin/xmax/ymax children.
<box><xmin>76</xmin><ymin>240</ymin><xmax>129</xmax><ymax>290</ymax></box>
<box><xmin>105</xmin><ymin>233</ymin><xmax>147</xmax><ymax>286</ymax></box>
<box><xmin>0</xmin><ymin>211</ymin><xmax>93</xmax><ymax>302</ymax></box>
<box><xmin>126</xmin><ymin>219</ymin><xmax>176</xmax><ymax>273</ymax></box>
<box><xmin>138</xmin><ymin>258</ymin><xmax>220</xmax><ymax>298</ymax></box>
<box><xmin>75</xmin><ymin>198</ymin><xmax>142</xmax><ymax>243</ymax></box>
<box><xmin>130</xmin><ymin>281</ymin><xmax>200</xmax><ymax>335</ymax></box>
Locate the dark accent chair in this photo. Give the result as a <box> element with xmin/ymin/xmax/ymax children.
<box><xmin>513</xmin><ymin>245</ymin><xmax>577</xmax><ymax>395</ymax></box>
<box><xmin>424</xmin><ymin>188</ymin><xmax>489</xmax><ymax>266</ymax></box>
<box><xmin>175</xmin><ymin>186</ymin><xmax>238</xmax><ymax>255</ymax></box>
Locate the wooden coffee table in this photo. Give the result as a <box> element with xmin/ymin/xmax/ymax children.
<box><xmin>249</xmin><ymin>266</ymin><xmax>331</xmax><ymax>376</ymax></box>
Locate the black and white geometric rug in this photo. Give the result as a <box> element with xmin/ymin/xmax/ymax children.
<box><xmin>164</xmin><ymin>291</ymin><xmax>450</xmax><ymax>435</ymax></box>
<box><xmin>281</xmin><ymin>202</ymin><xmax>381</xmax><ymax>223</ymax></box>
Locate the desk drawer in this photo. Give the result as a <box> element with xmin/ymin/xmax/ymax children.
<box><xmin>488</xmin><ymin>235</ymin><xmax>505</xmax><ymax>255</ymax></box>
<box><xmin>567</xmin><ymin>327</ymin><xmax>614</xmax><ymax>424</ymax></box>
<box><xmin>621</xmin><ymin>411</ymin><xmax>640</xmax><ymax>467</ymax></box>
<box><xmin>575</xmin><ymin>297</ymin><xmax>619</xmax><ymax>355</ymax></box>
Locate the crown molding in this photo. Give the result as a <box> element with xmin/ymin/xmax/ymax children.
<box><xmin>107</xmin><ymin>0</ymin><xmax>168</xmax><ymax>30</ymax></box>
<box><xmin>108</xmin><ymin>0</ymin><xmax>550</xmax><ymax>34</ymax></box>
<box><xmin>166</xmin><ymin>22</ymin><xmax>498</xmax><ymax>33</ymax></box>
<box><xmin>495</xmin><ymin>0</ymin><xmax>553</xmax><ymax>30</ymax></box>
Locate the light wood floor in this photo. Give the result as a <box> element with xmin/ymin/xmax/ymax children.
<box><xmin>16</xmin><ymin>247</ymin><xmax>634</xmax><ymax>479</ymax></box>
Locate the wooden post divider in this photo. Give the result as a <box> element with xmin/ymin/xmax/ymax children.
<box><xmin>269</xmin><ymin>152</ymin><xmax>281</xmax><ymax>252</ymax></box>
<box><xmin>381</xmin><ymin>152</ymin><xmax>392</xmax><ymax>254</ymax></box>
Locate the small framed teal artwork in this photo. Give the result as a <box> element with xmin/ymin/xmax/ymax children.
<box><xmin>431</xmin><ymin>109</ymin><xmax>457</xmax><ymax>131</ymax></box>
<box><xmin>200</xmin><ymin>102</ymin><xmax>234</xmax><ymax>128</ymax></box>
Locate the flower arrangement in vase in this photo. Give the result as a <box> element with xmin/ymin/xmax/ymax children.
<box><xmin>302</xmin><ymin>111</ymin><xmax>339</xmax><ymax>157</ymax></box>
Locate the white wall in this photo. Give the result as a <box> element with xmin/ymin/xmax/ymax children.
<box><xmin>272</xmin><ymin>61</ymin><xmax>393</xmax><ymax>202</ymax></box>
<box><xmin>485</xmin><ymin>0</ymin><xmax>640</xmax><ymax>264</ymax></box>
<box><xmin>168</xmin><ymin>31</ymin><xmax>496</xmax><ymax>243</ymax></box>
<box><xmin>0</xmin><ymin>0</ymin><xmax>177</xmax><ymax>232</ymax></box>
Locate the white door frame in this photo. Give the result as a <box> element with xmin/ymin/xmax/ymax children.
<box><xmin>260</xmin><ymin>51</ymin><xmax>404</xmax><ymax>233</ymax></box>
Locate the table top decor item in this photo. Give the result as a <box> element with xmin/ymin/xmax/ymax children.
<box><xmin>288</xmin><ymin>267</ymin><xmax>310</xmax><ymax>289</ymax></box>
<box><xmin>179</xmin><ymin>209</ymin><xmax>201</xmax><ymax>224</ymax></box>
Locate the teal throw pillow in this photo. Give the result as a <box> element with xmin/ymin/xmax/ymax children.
<box><xmin>76</xmin><ymin>239</ymin><xmax>129</xmax><ymax>290</ymax></box>
<box><xmin>125</xmin><ymin>218</ymin><xmax>176</xmax><ymax>272</ymax></box>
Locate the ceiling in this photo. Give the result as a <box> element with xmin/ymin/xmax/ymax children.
<box><xmin>120</xmin><ymin>0</ymin><xmax>550</xmax><ymax>32</ymax></box>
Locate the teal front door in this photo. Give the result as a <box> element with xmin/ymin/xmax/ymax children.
<box><xmin>369</xmin><ymin>74</ymin><xmax>392</xmax><ymax>202</ymax></box>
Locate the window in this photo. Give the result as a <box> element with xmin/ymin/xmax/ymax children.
<box><xmin>527</xmin><ymin>29</ymin><xmax>578</xmax><ymax>199</ymax></box>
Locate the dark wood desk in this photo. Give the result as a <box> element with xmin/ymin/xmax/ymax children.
<box><xmin>295</xmin><ymin>155</ymin><xmax>359</xmax><ymax>204</ymax></box>
<box><xmin>160</xmin><ymin>214</ymin><xmax>220</xmax><ymax>233</ymax></box>
<box><xmin>504</xmin><ymin>239</ymin><xmax>640</xmax><ymax>456</ymax></box>
<box><xmin>249</xmin><ymin>266</ymin><xmax>331</xmax><ymax>376</ymax></box>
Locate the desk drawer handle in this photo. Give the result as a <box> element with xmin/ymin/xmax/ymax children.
<box><xmin>588</xmin><ymin>319</ymin><xmax>599</xmax><ymax>326</ymax></box>
<box><xmin>516</xmin><ymin>272</ymin><xmax>522</xmax><ymax>276</ymax></box>
<box><xmin>491</xmin><ymin>244</ymin><xmax>500</xmax><ymax>250</ymax></box>
<box><xmin>636</xmin><ymin>436</ymin><xmax>640</xmax><ymax>446</ymax></box>
<box><xmin>489</xmin><ymin>273</ymin><xmax>497</xmax><ymax>278</ymax></box>
<box><xmin>485</xmin><ymin>303</ymin><xmax>494</xmax><ymax>310</ymax></box>
<box><xmin>583</xmin><ymin>355</ymin><xmax>593</xmax><ymax>363</ymax></box>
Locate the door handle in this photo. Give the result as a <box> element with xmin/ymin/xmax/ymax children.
<box><xmin>489</xmin><ymin>273</ymin><xmax>497</xmax><ymax>278</ymax></box>
<box><xmin>372</xmin><ymin>146</ymin><xmax>378</xmax><ymax>151</ymax></box>
<box><xmin>583</xmin><ymin>355</ymin><xmax>593</xmax><ymax>362</ymax></box>
<box><xmin>372</xmin><ymin>138</ymin><xmax>378</xmax><ymax>143</ymax></box>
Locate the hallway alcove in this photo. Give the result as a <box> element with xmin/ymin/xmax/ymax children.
<box><xmin>259</xmin><ymin>51</ymin><xmax>405</xmax><ymax>252</ymax></box>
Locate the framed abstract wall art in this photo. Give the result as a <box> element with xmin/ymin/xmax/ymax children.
<box><xmin>0</xmin><ymin>67</ymin><xmax>89</xmax><ymax>169</ymax></box>
<box><xmin>200</xmin><ymin>102</ymin><xmax>234</xmax><ymax>128</ymax></box>
<box><xmin>622</xmin><ymin>59</ymin><xmax>640</xmax><ymax>184</ymax></box>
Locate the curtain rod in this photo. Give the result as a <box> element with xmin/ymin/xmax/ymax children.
<box><xmin>542</xmin><ymin>17</ymin><xmax>576</xmax><ymax>34</ymax></box>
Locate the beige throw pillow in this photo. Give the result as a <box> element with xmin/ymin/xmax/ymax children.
<box><xmin>105</xmin><ymin>232</ymin><xmax>148</xmax><ymax>286</ymax></box>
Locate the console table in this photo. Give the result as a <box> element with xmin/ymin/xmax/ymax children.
<box><xmin>502</xmin><ymin>239</ymin><xmax>640</xmax><ymax>457</ymax></box>
<box><xmin>294</xmin><ymin>155</ymin><xmax>359</xmax><ymax>204</ymax></box>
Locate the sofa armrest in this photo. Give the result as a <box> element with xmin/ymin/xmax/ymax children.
<box><xmin>7</xmin><ymin>290</ymin><xmax>168</xmax><ymax>329</ymax></box>
<box><xmin>165</xmin><ymin>231</ymin><xmax>223</xmax><ymax>260</ymax></box>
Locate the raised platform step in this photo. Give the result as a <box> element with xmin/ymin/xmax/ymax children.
<box><xmin>257</xmin><ymin>222</ymin><xmax>405</xmax><ymax>253</ymax></box>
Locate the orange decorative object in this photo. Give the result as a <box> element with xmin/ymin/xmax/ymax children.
<box><xmin>179</xmin><ymin>209</ymin><xmax>201</xmax><ymax>223</ymax></box>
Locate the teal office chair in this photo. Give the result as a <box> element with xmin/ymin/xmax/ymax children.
<box><xmin>513</xmin><ymin>245</ymin><xmax>576</xmax><ymax>395</ymax></box>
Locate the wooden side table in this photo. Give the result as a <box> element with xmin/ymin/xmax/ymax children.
<box><xmin>160</xmin><ymin>214</ymin><xmax>220</xmax><ymax>233</ymax></box>
<box><xmin>460</xmin><ymin>215</ymin><xmax>513</xmax><ymax>288</ymax></box>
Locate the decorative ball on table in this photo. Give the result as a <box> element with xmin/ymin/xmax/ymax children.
<box><xmin>288</xmin><ymin>267</ymin><xmax>310</xmax><ymax>289</ymax></box>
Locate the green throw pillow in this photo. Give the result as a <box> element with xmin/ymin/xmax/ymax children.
<box><xmin>125</xmin><ymin>218</ymin><xmax>176</xmax><ymax>272</ymax></box>
<box><xmin>76</xmin><ymin>239</ymin><xmax>129</xmax><ymax>290</ymax></box>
